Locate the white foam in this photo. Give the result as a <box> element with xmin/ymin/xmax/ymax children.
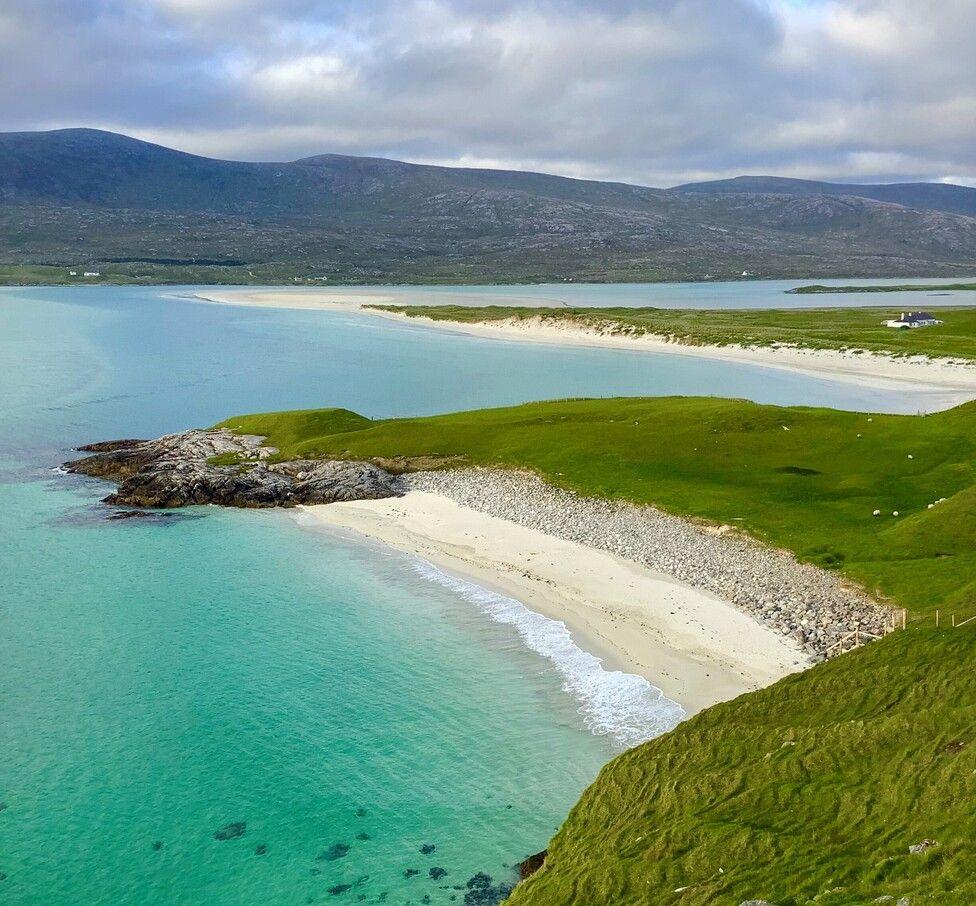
<box><xmin>411</xmin><ymin>559</ymin><xmax>685</xmax><ymax>749</ymax></box>
<box><xmin>288</xmin><ymin>510</ymin><xmax>685</xmax><ymax>748</ymax></box>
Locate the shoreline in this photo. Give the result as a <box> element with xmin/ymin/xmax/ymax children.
<box><xmin>300</xmin><ymin>490</ymin><xmax>810</xmax><ymax>719</ymax></box>
<box><xmin>194</xmin><ymin>288</ymin><xmax>976</xmax><ymax>400</ymax></box>
<box><xmin>65</xmin><ymin>428</ymin><xmax>889</xmax><ymax>735</ymax></box>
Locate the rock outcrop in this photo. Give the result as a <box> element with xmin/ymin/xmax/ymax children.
<box><xmin>518</xmin><ymin>850</ymin><xmax>547</xmax><ymax>880</ymax></box>
<box><xmin>65</xmin><ymin>429</ymin><xmax>400</xmax><ymax>508</ymax></box>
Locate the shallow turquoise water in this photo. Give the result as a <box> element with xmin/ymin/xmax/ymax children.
<box><xmin>0</xmin><ymin>284</ymin><xmax>964</xmax><ymax>903</ymax></box>
<box><xmin>1</xmin><ymin>473</ymin><xmax>612</xmax><ymax>903</ymax></box>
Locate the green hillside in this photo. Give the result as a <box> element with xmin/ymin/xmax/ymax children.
<box><xmin>373</xmin><ymin>304</ymin><xmax>976</xmax><ymax>361</ymax></box>
<box><xmin>214</xmin><ymin>396</ymin><xmax>976</xmax><ymax>903</ymax></box>
<box><xmin>510</xmin><ymin>627</ymin><xmax>976</xmax><ymax>905</ymax></box>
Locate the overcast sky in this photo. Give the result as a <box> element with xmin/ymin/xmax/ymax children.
<box><xmin>2</xmin><ymin>0</ymin><xmax>974</xmax><ymax>187</ymax></box>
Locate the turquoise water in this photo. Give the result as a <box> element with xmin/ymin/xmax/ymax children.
<box><xmin>259</xmin><ymin>275</ymin><xmax>976</xmax><ymax>310</ymax></box>
<box><xmin>0</xmin><ymin>284</ymin><xmax>967</xmax><ymax>903</ymax></box>
<box><xmin>1</xmin><ymin>475</ymin><xmax>612</xmax><ymax>903</ymax></box>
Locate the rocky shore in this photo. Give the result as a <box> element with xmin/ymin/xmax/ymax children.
<box><xmin>64</xmin><ymin>429</ymin><xmax>400</xmax><ymax>508</ymax></box>
<box><xmin>402</xmin><ymin>469</ymin><xmax>891</xmax><ymax>659</ymax></box>
<box><xmin>66</xmin><ymin>429</ymin><xmax>890</xmax><ymax>659</ymax></box>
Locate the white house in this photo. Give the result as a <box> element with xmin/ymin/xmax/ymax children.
<box><xmin>883</xmin><ymin>311</ymin><xmax>943</xmax><ymax>329</ymax></box>
<box><xmin>83</xmin><ymin>271</ymin><xmax>101</xmax><ymax>278</ymax></box>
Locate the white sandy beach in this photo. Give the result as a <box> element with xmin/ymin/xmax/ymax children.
<box><xmin>302</xmin><ymin>491</ymin><xmax>809</xmax><ymax>718</ymax></box>
<box><xmin>197</xmin><ymin>288</ymin><xmax>398</xmax><ymax>312</ymax></box>
<box><xmin>196</xmin><ymin>288</ymin><xmax>976</xmax><ymax>399</ymax></box>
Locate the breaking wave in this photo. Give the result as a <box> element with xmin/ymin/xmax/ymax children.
<box><xmin>411</xmin><ymin>559</ymin><xmax>685</xmax><ymax>749</ymax></box>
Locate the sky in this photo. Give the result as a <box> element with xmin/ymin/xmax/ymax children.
<box><xmin>1</xmin><ymin>0</ymin><xmax>974</xmax><ymax>187</ymax></box>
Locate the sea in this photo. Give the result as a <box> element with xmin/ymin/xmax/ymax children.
<box><xmin>0</xmin><ymin>279</ymin><xmax>972</xmax><ymax>904</ymax></box>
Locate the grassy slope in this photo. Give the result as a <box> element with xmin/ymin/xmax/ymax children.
<box><xmin>0</xmin><ymin>263</ymin><xmax>370</xmax><ymax>287</ymax></box>
<box><xmin>512</xmin><ymin>628</ymin><xmax>976</xmax><ymax>905</ymax></box>
<box><xmin>0</xmin><ymin>264</ymin><xmax>576</xmax><ymax>288</ymax></box>
<box><xmin>370</xmin><ymin>304</ymin><xmax>976</xmax><ymax>360</ymax></box>
<box><xmin>217</xmin><ymin>397</ymin><xmax>976</xmax><ymax>904</ymax></box>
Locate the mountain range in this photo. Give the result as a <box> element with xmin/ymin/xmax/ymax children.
<box><xmin>2</xmin><ymin>128</ymin><xmax>975</xmax><ymax>283</ymax></box>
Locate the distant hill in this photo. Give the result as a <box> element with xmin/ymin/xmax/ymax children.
<box><xmin>672</xmin><ymin>175</ymin><xmax>976</xmax><ymax>218</ymax></box>
<box><xmin>1</xmin><ymin>128</ymin><xmax>975</xmax><ymax>284</ymax></box>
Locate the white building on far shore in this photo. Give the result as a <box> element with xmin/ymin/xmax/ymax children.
<box><xmin>883</xmin><ymin>311</ymin><xmax>943</xmax><ymax>329</ymax></box>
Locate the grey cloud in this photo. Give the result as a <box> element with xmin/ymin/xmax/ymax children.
<box><xmin>0</xmin><ymin>0</ymin><xmax>973</xmax><ymax>186</ymax></box>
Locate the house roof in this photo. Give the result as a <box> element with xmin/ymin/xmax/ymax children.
<box><xmin>898</xmin><ymin>311</ymin><xmax>937</xmax><ymax>322</ymax></box>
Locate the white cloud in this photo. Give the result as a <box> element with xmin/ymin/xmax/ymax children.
<box><xmin>155</xmin><ymin>0</ymin><xmax>246</xmax><ymax>14</ymax></box>
<box><xmin>249</xmin><ymin>53</ymin><xmax>353</xmax><ymax>97</ymax></box>
<box><xmin>0</xmin><ymin>0</ymin><xmax>973</xmax><ymax>187</ymax></box>
<box><xmin>941</xmin><ymin>176</ymin><xmax>976</xmax><ymax>189</ymax></box>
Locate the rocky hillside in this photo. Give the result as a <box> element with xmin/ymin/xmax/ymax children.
<box><xmin>673</xmin><ymin>175</ymin><xmax>976</xmax><ymax>218</ymax></box>
<box><xmin>3</xmin><ymin>129</ymin><xmax>976</xmax><ymax>283</ymax></box>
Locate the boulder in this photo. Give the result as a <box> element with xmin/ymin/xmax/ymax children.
<box><xmin>908</xmin><ymin>839</ymin><xmax>937</xmax><ymax>855</ymax></box>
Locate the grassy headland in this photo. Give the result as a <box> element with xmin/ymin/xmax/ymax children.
<box><xmin>216</xmin><ymin>396</ymin><xmax>976</xmax><ymax>903</ymax></box>
<box><xmin>792</xmin><ymin>282</ymin><xmax>976</xmax><ymax>294</ymax></box>
<box><xmin>217</xmin><ymin>397</ymin><xmax>976</xmax><ymax>621</ymax></box>
<box><xmin>370</xmin><ymin>304</ymin><xmax>976</xmax><ymax>361</ymax></box>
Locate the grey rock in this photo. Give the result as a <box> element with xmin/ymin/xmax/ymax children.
<box><xmin>908</xmin><ymin>839</ymin><xmax>937</xmax><ymax>855</ymax></box>
<box><xmin>65</xmin><ymin>429</ymin><xmax>401</xmax><ymax>509</ymax></box>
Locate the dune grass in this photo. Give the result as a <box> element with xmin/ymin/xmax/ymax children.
<box><xmin>369</xmin><ymin>303</ymin><xmax>976</xmax><ymax>360</ymax></box>
<box><xmin>216</xmin><ymin>395</ymin><xmax>976</xmax><ymax>903</ymax></box>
